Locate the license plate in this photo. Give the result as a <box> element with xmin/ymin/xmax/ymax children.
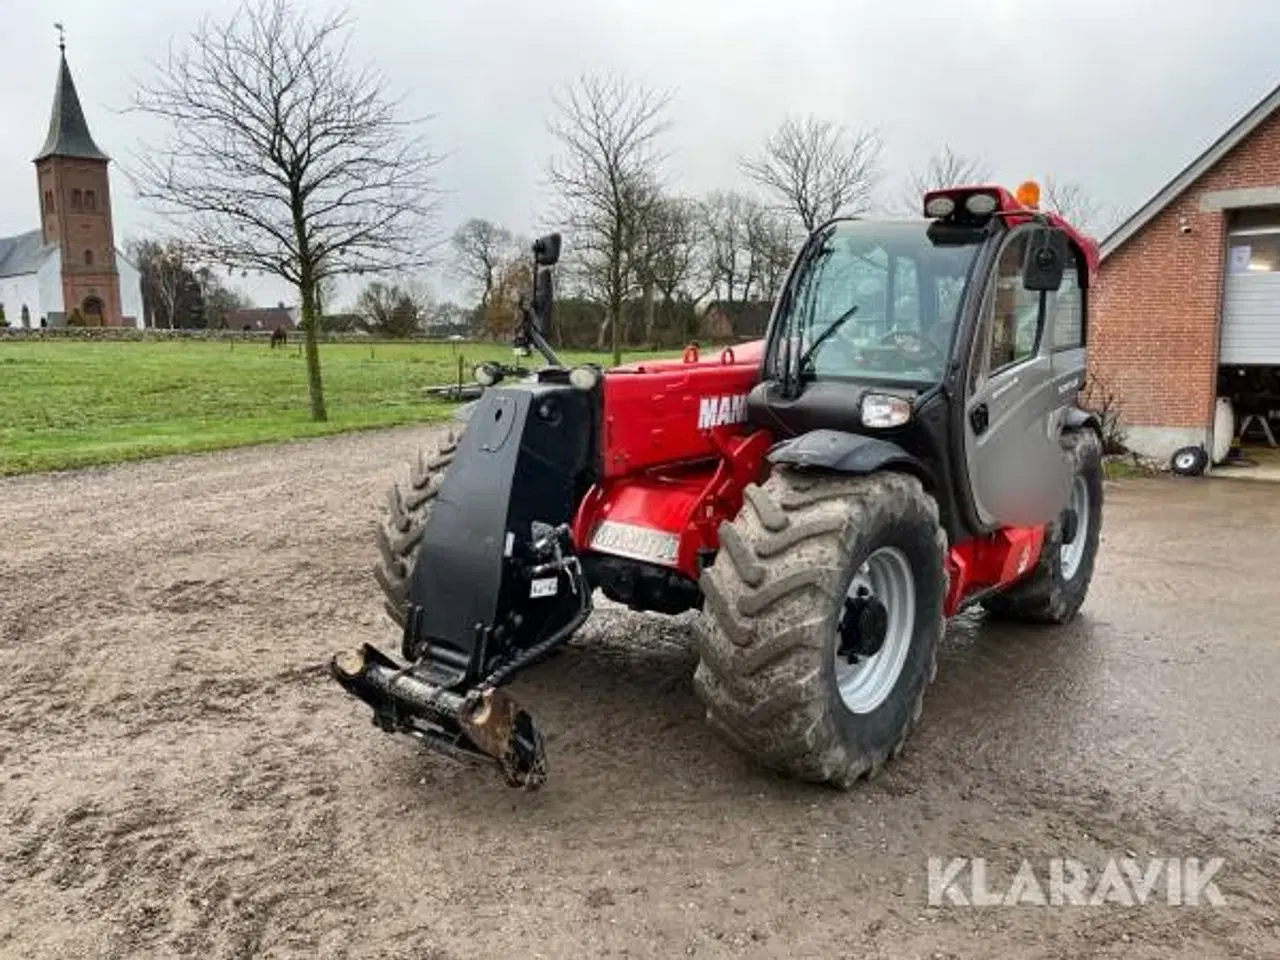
<box><xmin>589</xmin><ymin>520</ymin><xmax>680</xmax><ymax>567</ymax></box>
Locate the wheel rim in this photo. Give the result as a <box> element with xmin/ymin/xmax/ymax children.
<box><xmin>1060</xmin><ymin>474</ymin><xmax>1090</xmax><ymax>580</ymax></box>
<box><xmin>835</xmin><ymin>546</ymin><xmax>915</xmax><ymax>715</ymax></box>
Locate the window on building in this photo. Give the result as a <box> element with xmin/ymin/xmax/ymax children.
<box><xmin>85</xmin><ymin>190</ymin><xmax>96</xmax><ymax>212</ymax></box>
<box><xmin>44</xmin><ymin>190</ymin><xmax>54</xmax><ymax>213</ymax></box>
<box><xmin>21</xmin><ymin>305</ymin><xmax>30</xmax><ymax>329</ymax></box>
<box><xmin>85</xmin><ymin>249</ymin><xmax>94</xmax><ymax>266</ymax></box>
<box><xmin>1227</xmin><ymin>231</ymin><xmax>1280</xmax><ymax>274</ymax></box>
<box><xmin>71</xmin><ymin>189</ymin><xmax>82</xmax><ymax>210</ymax></box>
<box><xmin>969</xmin><ymin>229</ymin><xmax>1044</xmax><ymax>392</ymax></box>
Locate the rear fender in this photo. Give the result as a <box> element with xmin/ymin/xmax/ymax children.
<box><xmin>767</xmin><ymin>429</ymin><xmax>934</xmax><ymax>490</ymax></box>
<box><xmin>1063</xmin><ymin>406</ymin><xmax>1103</xmax><ymax>443</ymax></box>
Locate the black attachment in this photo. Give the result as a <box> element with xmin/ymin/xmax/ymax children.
<box><xmin>330</xmin><ymin>532</ymin><xmax>593</xmax><ymax>790</ymax></box>
<box><xmin>329</xmin><ymin>644</ymin><xmax>548</xmax><ymax>789</ymax></box>
<box><xmin>402</xmin><ymin>384</ymin><xmax>594</xmax><ymax>675</ymax></box>
<box><xmin>330</xmin><ymin>376</ymin><xmax>602</xmax><ymax>790</ymax></box>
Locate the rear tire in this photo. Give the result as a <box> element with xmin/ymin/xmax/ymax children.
<box><xmin>373</xmin><ymin>428</ymin><xmax>459</xmax><ymax>628</ymax></box>
<box><xmin>981</xmin><ymin>428</ymin><xmax>1103</xmax><ymax>624</ymax></box>
<box><xmin>692</xmin><ymin>468</ymin><xmax>947</xmax><ymax>789</ymax></box>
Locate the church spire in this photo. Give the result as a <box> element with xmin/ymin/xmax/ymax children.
<box><xmin>34</xmin><ymin>34</ymin><xmax>109</xmax><ymax>163</ymax></box>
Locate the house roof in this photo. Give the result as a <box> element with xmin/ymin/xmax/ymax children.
<box><xmin>0</xmin><ymin>230</ymin><xmax>57</xmax><ymax>279</ymax></box>
<box><xmin>33</xmin><ymin>51</ymin><xmax>109</xmax><ymax>163</ymax></box>
<box><xmin>1101</xmin><ymin>78</ymin><xmax>1280</xmax><ymax>261</ymax></box>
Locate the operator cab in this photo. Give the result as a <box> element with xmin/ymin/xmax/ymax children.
<box><xmin>751</xmin><ymin>182</ymin><xmax>1096</xmax><ymax>546</ymax></box>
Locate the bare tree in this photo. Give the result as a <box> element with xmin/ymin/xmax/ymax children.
<box><xmin>546</xmin><ymin>71</ymin><xmax>673</xmax><ymax>365</ymax></box>
<box><xmin>128</xmin><ymin>0</ymin><xmax>442</xmax><ymax>421</ymax></box>
<box><xmin>699</xmin><ymin>190</ymin><xmax>754</xmax><ymax>303</ymax></box>
<box><xmin>744</xmin><ymin>204</ymin><xmax>799</xmax><ymax>301</ymax></box>
<box><xmin>451</xmin><ymin>218</ymin><xmax>518</xmax><ymax>311</ymax></box>
<box><xmin>899</xmin><ymin>145</ymin><xmax>992</xmax><ymax>214</ymax></box>
<box><xmin>125</xmin><ymin>238</ymin><xmax>195</xmax><ymax>328</ymax></box>
<box><xmin>1042</xmin><ymin>177</ymin><xmax>1105</xmax><ymax>236</ymax></box>
<box><xmin>741</xmin><ymin>115</ymin><xmax>882</xmax><ymax>232</ymax></box>
<box><xmin>644</xmin><ymin>196</ymin><xmax>706</xmax><ymax>306</ymax></box>
<box><xmin>355</xmin><ymin>280</ymin><xmax>429</xmax><ymax>338</ymax></box>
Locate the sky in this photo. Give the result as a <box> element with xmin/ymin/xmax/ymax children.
<box><xmin>2</xmin><ymin>0</ymin><xmax>1279</xmax><ymax>310</ymax></box>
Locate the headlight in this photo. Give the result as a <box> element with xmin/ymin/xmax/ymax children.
<box><xmin>924</xmin><ymin>195</ymin><xmax>956</xmax><ymax>218</ymax></box>
<box><xmin>474</xmin><ymin>362</ymin><xmax>501</xmax><ymax>386</ymax></box>
<box><xmin>964</xmin><ymin>192</ymin><xmax>999</xmax><ymax>216</ymax></box>
<box><xmin>569</xmin><ymin>365</ymin><xmax>600</xmax><ymax>390</ymax></box>
<box><xmin>861</xmin><ymin>393</ymin><xmax>912</xmax><ymax>428</ymax></box>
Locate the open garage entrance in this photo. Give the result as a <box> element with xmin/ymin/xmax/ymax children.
<box><xmin>1214</xmin><ymin>207</ymin><xmax>1280</xmax><ymax>478</ymax></box>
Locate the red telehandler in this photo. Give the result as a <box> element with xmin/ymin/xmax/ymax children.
<box><xmin>331</xmin><ymin>181</ymin><xmax>1104</xmax><ymax>790</ymax></box>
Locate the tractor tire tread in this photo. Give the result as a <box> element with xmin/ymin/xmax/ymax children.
<box><xmin>693</xmin><ymin>468</ymin><xmax>947</xmax><ymax>789</ymax></box>
<box><xmin>374</xmin><ymin>427</ymin><xmax>459</xmax><ymax>629</ymax></box>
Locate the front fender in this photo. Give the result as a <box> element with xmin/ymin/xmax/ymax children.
<box><xmin>768</xmin><ymin>429</ymin><xmax>932</xmax><ymax>489</ymax></box>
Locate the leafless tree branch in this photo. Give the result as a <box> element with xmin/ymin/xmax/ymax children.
<box><xmin>451</xmin><ymin>218</ymin><xmax>520</xmax><ymax>312</ymax></box>
<box><xmin>740</xmin><ymin>115</ymin><xmax>882</xmax><ymax>232</ymax></box>
<box><xmin>898</xmin><ymin>145</ymin><xmax>992</xmax><ymax>214</ymax></box>
<box><xmin>1043</xmin><ymin>176</ymin><xmax>1104</xmax><ymax>236</ymax></box>
<box><xmin>123</xmin><ymin>0</ymin><xmax>444</xmax><ymax>420</ymax></box>
<box><xmin>545</xmin><ymin>71</ymin><xmax>673</xmax><ymax>362</ymax></box>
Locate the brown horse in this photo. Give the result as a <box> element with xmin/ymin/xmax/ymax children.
<box><xmin>270</xmin><ymin>326</ymin><xmax>287</xmax><ymax>348</ymax></box>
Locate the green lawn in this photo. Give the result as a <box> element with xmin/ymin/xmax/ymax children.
<box><xmin>0</xmin><ymin>339</ymin><xmax>668</xmax><ymax>476</ymax></box>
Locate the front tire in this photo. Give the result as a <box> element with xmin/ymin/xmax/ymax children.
<box><xmin>692</xmin><ymin>468</ymin><xmax>947</xmax><ymax>789</ymax></box>
<box><xmin>373</xmin><ymin>428</ymin><xmax>458</xmax><ymax>628</ymax></box>
<box><xmin>981</xmin><ymin>427</ymin><xmax>1103</xmax><ymax>624</ymax></box>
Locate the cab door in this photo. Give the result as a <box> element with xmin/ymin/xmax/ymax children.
<box><xmin>961</xmin><ymin>226</ymin><xmax>1075</xmax><ymax>529</ymax></box>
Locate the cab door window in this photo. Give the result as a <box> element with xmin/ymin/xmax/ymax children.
<box><xmin>968</xmin><ymin>230</ymin><xmax>1044</xmax><ymax>393</ymax></box>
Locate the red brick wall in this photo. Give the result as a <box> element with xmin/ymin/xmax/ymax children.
<box><xmin>35</xmin><ymin>156</ymin><xmax>125</xmax><ymax>328</ymax></box>
<box><xmin>1093</xmin><ymin>108</ymin><xmax>1280</xmax><ymax>430</ymax></box>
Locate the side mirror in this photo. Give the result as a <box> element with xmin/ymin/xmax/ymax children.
<box><xmin>1023</xmin><ymin>226</ymin><xmax>1067</xmax><ymax>292</ymax></box>
<box><xmin>532</xmin><ymin>266</ymin><xmax>554</xmax><ymax>334</ymax></box>
<box><xmin>533</xmin><ymin>232</ymin><xmax>561</xmax><ymax>267</ymax></box>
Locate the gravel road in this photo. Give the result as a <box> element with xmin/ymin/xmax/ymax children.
<box><xmin>1</xmin><ymin>425</ymin><xmax>1277</xmax><ymax>959</ymax></box>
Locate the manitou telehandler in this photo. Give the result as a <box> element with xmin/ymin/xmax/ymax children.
<box><xmin>331</xmin><ymin>181</ymin><xmax>1104</xmax><ymax>790</ymax></box>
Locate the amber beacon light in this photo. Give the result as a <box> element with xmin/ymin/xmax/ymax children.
<box><xmin>1015</xmin><ymin>180</ymin><xmax>1041</xmax><ymax>209</ymax></box>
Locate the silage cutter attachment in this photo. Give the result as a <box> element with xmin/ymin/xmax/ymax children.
<box><xmin>330</xmin><ymin>523</ymin><xmax>593</xmax><ymax>790</ymax></box>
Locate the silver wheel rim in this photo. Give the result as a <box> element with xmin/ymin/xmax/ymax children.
<box><xmin>1175</xmin><ymin>451</ymin><xmax>1196</xmax><ymax>470</ymax></box>
<box><xmin>835</xmin><ymin>546</ymin><xmax>915</xmax><ymax>715</ymax></box>
<box><xmin>1060</xmin><ymin>474</ymin><xmax>1089</xmax><ymax>580</ymax></box>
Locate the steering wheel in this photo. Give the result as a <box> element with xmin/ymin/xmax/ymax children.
<box><xmin>876</xmin><ymin>328</ymin><xmax>945</xmax><ymax>362</ymax></box>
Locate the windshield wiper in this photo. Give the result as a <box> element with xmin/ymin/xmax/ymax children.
<box><xmin>797</xmin><ymin>303</ymin><xmax>859</xmax><ymax>374</ymax></box>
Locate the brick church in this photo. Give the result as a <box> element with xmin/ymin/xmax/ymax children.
<box><xmin>0</xmin><ymin>43</ymin><xmax>142</xmax><ymax>329</ymax></box>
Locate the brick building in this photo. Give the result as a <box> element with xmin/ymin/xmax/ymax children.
<box><xmin>0</xmin><ymin>42</ymin><xmax>143</xmax><ymax>329</ymax></box>
<box><xmin>1094</xmin><ymin>79</ymin><xmax>1280</xmax><ymax>466</ymax></box>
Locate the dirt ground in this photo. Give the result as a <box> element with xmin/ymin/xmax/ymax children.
<box><xmin>1</xmin><ymin>424</ymin><xmax>1277</xmax><ymax>959</ymax></box>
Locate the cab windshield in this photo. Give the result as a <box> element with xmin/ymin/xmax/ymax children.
<box><xmin>773</xmin><ymin>220</ymin><xmax>983</xmax><ymax>386</ymax></box>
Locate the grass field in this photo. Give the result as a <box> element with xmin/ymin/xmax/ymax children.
<box><xmin>0</xmin><ymin>339</ymin><xmax>669</xmax><ymax>476</ymax></box>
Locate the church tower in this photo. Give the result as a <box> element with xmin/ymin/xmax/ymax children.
<box><xmin>33</xmin><ymin>38</ymin><xmax>123</xmax><ymax>327</ymax></box>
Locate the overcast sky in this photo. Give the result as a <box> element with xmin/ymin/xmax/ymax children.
<box><xmin>2</xmin><ymin>0</ymin><xmax>1279</xmax><ymax>309</ymax></box>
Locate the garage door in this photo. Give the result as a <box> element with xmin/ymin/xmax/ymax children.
<box><xmin>1221</xmin><ymin>219</ymin><xmax>1280</xmax><ymax>364</ymax></box>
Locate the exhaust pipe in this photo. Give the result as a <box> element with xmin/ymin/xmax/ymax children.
<box><xmin>330</xmin><ymin>644</ymin><xmax>547</xmax><ymax>790</ymax></box>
